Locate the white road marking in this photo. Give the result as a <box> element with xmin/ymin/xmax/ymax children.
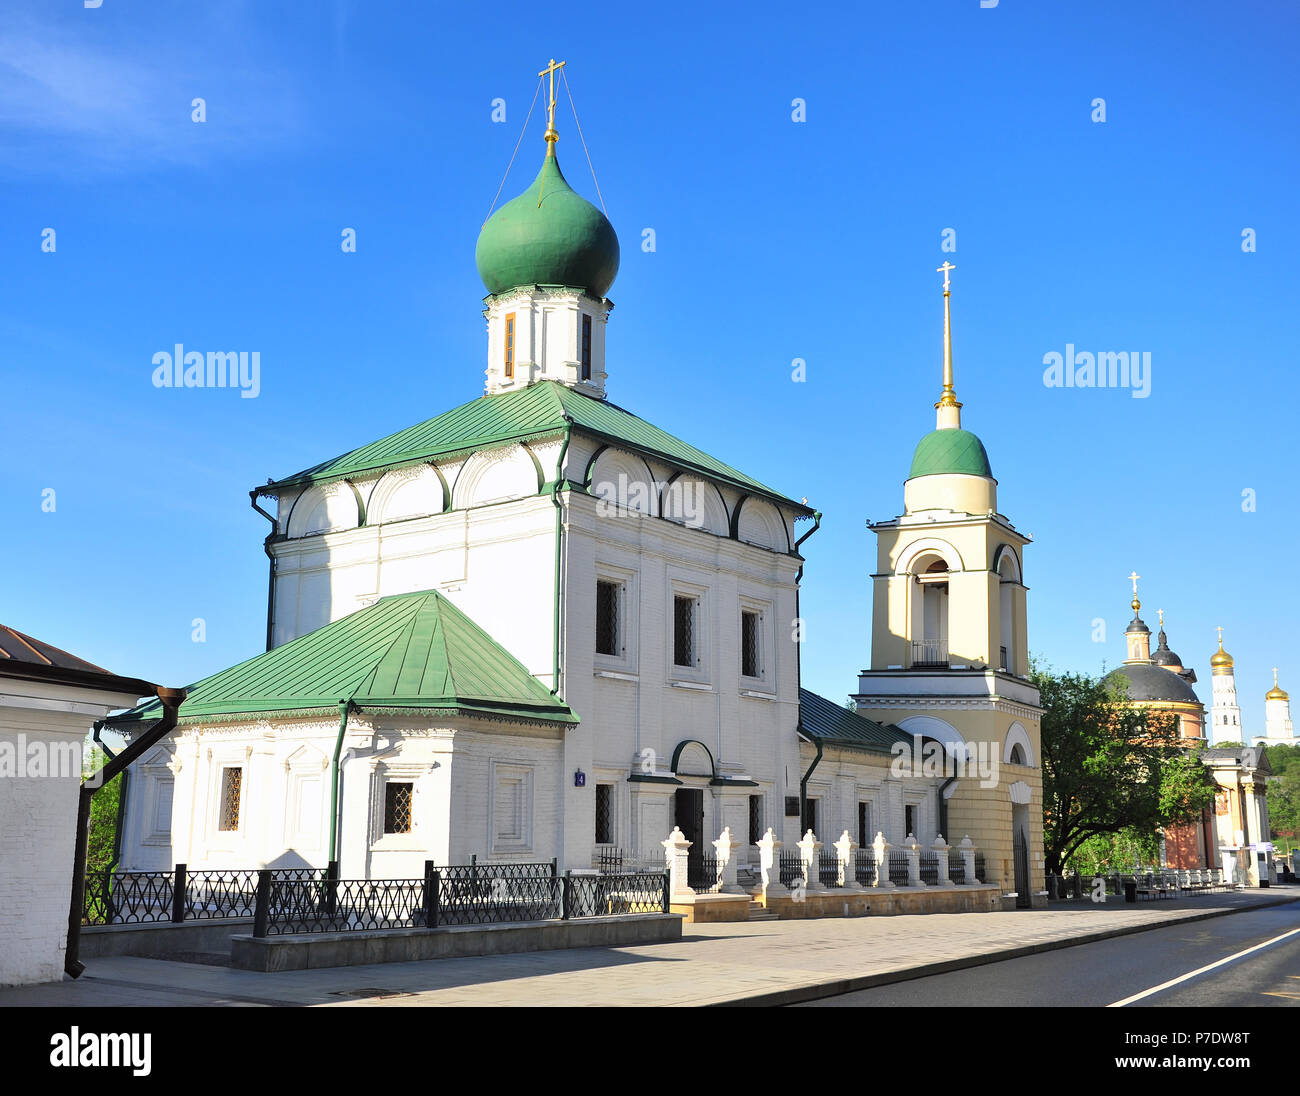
<box><xmin>1108</xmin><ymin>926</ymin><xmax>1300</xmax><ymax>1007</ymax></box>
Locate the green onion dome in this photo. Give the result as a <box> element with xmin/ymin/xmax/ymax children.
<box><xmin>475</xmin><ymin>147</ymin><xmax>619</xmax><ymax>299</ymax></box>
<box><xmin>907</xmin><ymin>428</ymin><xmax>993</xmax><ymax>480</ymax></box>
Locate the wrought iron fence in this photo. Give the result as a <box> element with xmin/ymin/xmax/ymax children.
<box><xmin>253</xmin><ymin>863</ymin><xmax>668</xmax><ymax>936</ymax></box>
<box><xmin>83</xmin><ymin>863</ymin><xmax>331</xmax><ymax>926</ymax></box>
<box><xmin>888</xmin><ymin>851</ymin><xmax>911</xmax><ymax>886</ymax></box>
<box><xmin>854</xmin><ymin>850</ymin><xmax>877</xmax><ymax>886</ymax></box>
<box><xmin>436</xmin><ymin>865</ymin><xmax>561</xmax><ymax>925</ymax></box>
<box><xmin>919</xmin><ymin>851</ymin><xmax>940</xmax><ymax>886</ymax></box>
<box><xmin>567</xmin><ymin>872</ymin><xmax>668</xmax><ymax>917</ymax></box>
<box><xmin>688</xmin><ymin>855</ymin><xmax>723</xmax><ymax>893</ymax></box>
<box><xmin>779</xmin><ymin>849</ymin><xmax>805</xmax><ymax>887</ymax></box>
<box><xmin>818</xmin><ymin>848</ymin><xmax>842</xmax><ymax>887</ymax></box>
<box><xmin>592</xmin><ymin>847</ymin><xmax>664</xmax><ymax>874</ymax></box>
<box><xmin>83</xmin><ymin>870</ymin><xmax>173</xmax><ymax>925</ymax></box>
<box><xmin>974</xmin><ymin>852</ymin><xmax>987</xmax><ymax>883</ymax></box>
<box><xmin>948</xmin><ymin>849</ymin><xmax>966</xmax><ymax>885</ymax></box>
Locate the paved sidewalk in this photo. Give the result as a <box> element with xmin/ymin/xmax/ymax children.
<box><xmin>3</xmin><ymin>889</ymin><xmax>1295</xmax><ymax>1007</ymax></box>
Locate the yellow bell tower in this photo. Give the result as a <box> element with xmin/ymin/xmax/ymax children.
<box><xmin>853</xmin><ymin>264</ymin><xmax>1044</xmax><ymax>904</ymax></box>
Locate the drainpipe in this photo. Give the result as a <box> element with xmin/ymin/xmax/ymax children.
<box><xmin>792</xmin><ymin>512</ymin><xmax>822</xmax><ymax>833</ymax></box>
<box><xmin>329</xmin><ymin>701</ymin><xmax>353</xmax><ymax>866</ymax></box>
<box><xmin>66</xmin><ymin>686</ymin><xmax>187</xmax><ymax>978</ymax></box>
<box><xmin>91</xmin><ymin>721</ymin><xmax>129</xmax><ymax>880</ymax></box>
<box><xmin>550</xmin><ymin>420</ymin><xmax>574</xmax><ymax>696</ymax></box>
<box><xmin>250</xmin><ymin>489</ymin><xmax>278</xmax><ymax>652</ymax></box>
<box><xmin>938</xmin><ymin>775</ymin><xmax>957</xmax><ymax>840</ymax></box>
<box><xmin>799</xmin><ymin>738</ymin><xmax>823</xmax><ymax>834</ymax></box>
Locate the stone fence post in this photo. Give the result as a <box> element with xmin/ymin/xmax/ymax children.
<box><xmin>932</xmin><ymin>834</ymin><xmax>952</xmax><ymax>887</ymax></box>
<box><xmin>661</xmin><ymin>825</ymin><xmax>694</xmax><ymax>898</ymax></box>
<box><xmin>904</xmin><ymin>832</ymin><xmax>923</xmax><ymax>887</ymax></box>
<box><xmin>872</xmin><ymin>831</ymin><xmax>895</xmax><ymax>889</ymax></box>
<box><xmin>797</xmin><ymin>829</ymin><xmax>822</xmax><ymax>891</ymax></box>
<box><xmin>959</xmin><ymin>835</ymin><xmax>977</xmax><ymax>886</ymax></box>
<box><xmin>834</xmin><ymin>831</ymin><xmax>860</xmax><ymax>889</ymax></box>
<box><xmin>714</xmin><ymin>826</ymin><xmax>745</xmax><ymax>894</ymax></box>
<box><xmin>756</xmin><ymin>828</ymin><xmax>786</xmax><ymax>896</ymax></box>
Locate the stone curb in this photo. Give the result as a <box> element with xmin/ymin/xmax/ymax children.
<box><xmin>708</xmin><ymin>894</ymin><xmax>1300</xmax><ymax>1007</ymax></box>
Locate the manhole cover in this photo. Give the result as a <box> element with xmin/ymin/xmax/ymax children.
<box><xmin>329</xmin><ymin>987</ymin><xmax>415</xmax><ymax>1000</ymax></box>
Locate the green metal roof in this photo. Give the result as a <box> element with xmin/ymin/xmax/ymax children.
<box><xmin>798</xmin><ymin>688</ymin><xmax>911</xmax><ymax>753</ymax></box>
<box><xmin>907</xmin><ymin>428</ymin><xmax>993</xmax><ymax>480</ymax></box>
<box><xmin>261</xmin><ymin>380</ymin><xmax>810</xmax><ymax>512</ymax></box>
<box><xmin>106</xmin><ymin>590</ymin><xmax>577</xmax><ymax>727</ymax></box>
<box><xmin>475</xmin><ymin>146</ymin><xmax>620</xmax><ymax>299</ymax></box>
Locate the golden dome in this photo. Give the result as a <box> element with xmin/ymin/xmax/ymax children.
<box><xmin>1267</xmin><ymin>668</ymin><xmax>1288</xmax><ymax>701</ymax></box>
<box><xmin>1210</xmin><ymin>644</ymin><xmax>1234</xmax><ymax>671</ymax></box>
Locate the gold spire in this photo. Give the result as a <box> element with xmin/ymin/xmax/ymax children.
<box><xmin>1157</xmin><ymin>608</ymin><xmax>1164</xmax><ymax>629</ymax></box>
<box><xmin>1128</xmin><ymin>570</ymin><xmax>1141</xmax><ymax>614</ymax></box>
<box><xmin>539</xmin><ymin>58</ymin><xmax>566</xmax><ymax>150</ymax></box>
<box><xmin>935</xmin><ymin>262</ymin><xmax>961</xmax><ymax>428</ymax></box>
<box><xmin>1210</xmin><ymin>626</ymin><xmax>1234</xmax><ymax>671</ymax></box>
<box><xmin>1267</xmin><ymin>667</ymin><xmax>1289</xmax><ymax>701</ymax></box>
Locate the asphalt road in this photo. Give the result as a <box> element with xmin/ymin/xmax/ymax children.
<box><xmin>795</xmin><ymin>899</ymin><xmax>1300</xmax><ymax>1007</ymax></box>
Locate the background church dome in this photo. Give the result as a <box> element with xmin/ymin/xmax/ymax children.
<box><xmin>1210</xmin><ymin>643</ymin><xmax>1233</xmax><ymax>670</ymax></box>
<box><xmin>475</xmin><ymin>149</ymin><xmax>619</xmax><ymax>299</ymax></box>
<box><xmin>1103</xmin><ymin>662</ymin><xmax>1200</xmax><ymax>705</ymax></box>
<box><xmin>907</xmin><ymin>428</ymin><xmax>992</xmax><ymax>479</ymax></box>
<box><xmin>1151</xmin><ymin>628</ymin><xmax>1183</xmax><ymax>669</ymax></box>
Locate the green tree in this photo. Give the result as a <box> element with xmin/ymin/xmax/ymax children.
<box><xmin>1263</xmin><ymin>743</ymin><xmax>1300</xmax><ymax>848</ymax></box>
<box><xmin>83</xmin><ymin>745</ymin><xmax>122</xmax><ymax>881</ymax></box>
<box><xmin>1034</xmin><ymin>664</ymin><xmax>1218</xmax><ymax>876</ymax></box>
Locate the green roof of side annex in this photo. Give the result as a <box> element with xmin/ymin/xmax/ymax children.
<box><xmin>106</xmin><ymin>589</ymin><xmax>578</xmax><ymax>727</ymax></box>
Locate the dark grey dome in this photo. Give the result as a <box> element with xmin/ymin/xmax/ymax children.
<box><xmin>1151</xmin><ymin>629</ymin><xmax>1182</xmax><ymax>668</ymax></box>
<box><xmin>1103</xmin><ymin>663</ymin><xmax>1200</xmax><ymax>705</ymax></box>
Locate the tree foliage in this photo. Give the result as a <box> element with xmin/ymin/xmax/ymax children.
<box><xmin>1263</xmin><ymin>743</ymin><xmax>1300</xmax><ymax>842</ymax></box>
<box><xmin>84</xmin><ymin>745</ymin><xmax>121</xmax><ymax>880</ymax></box>
<box><xmin>1034</xmin><ymin>664</ymin><xmax>1218</xmax><ymax>875</ymax></box>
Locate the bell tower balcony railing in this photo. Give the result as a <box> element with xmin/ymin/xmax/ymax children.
<box><xmin>910</xmin><ymin>638</ymin><xmax>948</xmax><ymax>668</ymax></box>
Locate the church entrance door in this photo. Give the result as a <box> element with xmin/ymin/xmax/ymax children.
<box><xmin>675</xmin><ymin>788</ymin><xmax>704</xmax><ymax>887</ymax></box>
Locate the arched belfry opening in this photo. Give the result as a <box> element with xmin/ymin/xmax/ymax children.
<box><xmin>913</xmin><ymin>553</ymin><xmax>951</xmax><ymax>668</ymax></box>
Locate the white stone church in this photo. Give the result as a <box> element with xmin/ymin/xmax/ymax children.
<box><xmin>113</xmin><ymin>75</ymin><xmax>1043</xmax><ymax>897</ymax></box>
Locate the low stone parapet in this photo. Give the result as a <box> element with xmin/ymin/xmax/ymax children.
<box><xmin>669</xmin><ymin>893</ymin><xmax>751</xmax><ymax>923</ymax></box>
<box><xmin>756</xmin><ymin>883</ymin><xmax>1000</xmax><ymax>920</ymax></box>
<box><xmin>231</xmin><ymin>913</ymin><xmax>682</xmax><ymax>972</ymax></box>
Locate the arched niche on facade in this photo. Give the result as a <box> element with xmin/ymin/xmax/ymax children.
<box><xmin>368</xmin><ymin>465</ymin><xmax>447</xmax><ymax>524</ymax></box>
<box><xmin>286</xmin><ymin>481</ymin><xmax>362</xmax><ymax>538</ymax></box>
<box><xmin>661</xmin><ymin>473</ymin><xmax>729</xmax><ymax>535</ymax></box>
<box><xmin>734</xmin><ymin>496</ymin><xmax>791</xmax><ymax>552</ymax></box>
<box><xmin>670</xmin><ymin>739</ymin><xmax>716</xmax><ymax>780</ymax></box>
<box><xmin>586</xmin><ymin>446</ymin><xmax>657</xmax><ymax>517</ymax></box>
<box><xmin>453</xmin><ymin>444</ymin><xmax>542</xmax><ymax>509</ymax></box>
<box><xmin>1002</xmin><ymin>722</ymin><xmax>1034</xmax><ymax>767</ymax></box>
<box><xmin>897</xmin><ymin>715</ymin><xmax>972</xmax><ymax>775</ymax></box>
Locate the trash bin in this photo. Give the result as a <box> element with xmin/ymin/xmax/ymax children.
<box><xmin>1124</xmin><ymin>880</ymin><xmax>1137</xmax><ymax>903</ymax></box>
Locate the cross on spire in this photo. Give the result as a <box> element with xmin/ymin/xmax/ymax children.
<box><xmin>937</xmin><ymin>260</ymin><xmax>955</xmax><ymax>294</ymax></box>
<box><xmin>539</xmin><ymin>57</ymin><xmax>566</xmax><ymax>144</ymax></box>
<box><xmin>1128</xmin><ymin>571</ymin><xmax>1140</xmax><ymax>595</ymax></box>
<box><xmin>935</xmin><ymin>262</ymin><xmax>960</xmax><ymax>416</ymax></box>
<box><xmin>1157</xmin><ymin>608</ymin><xmax>1164</xmax><ymax>628</ymax></box>
<box><xmin>1217</xmin><ymin>625</ymin><xmax>1224</xmax><ymax>645</ymax></box>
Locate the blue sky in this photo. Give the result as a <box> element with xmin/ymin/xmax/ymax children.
<box><xmin>2</xmin><ymin>0</ymin><xmax>1295</xmax><ymax>727</ymax></box>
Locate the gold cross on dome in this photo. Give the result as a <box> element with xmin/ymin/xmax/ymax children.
<box><xmin>1157</xmin><ymin>609</ymin><xmax>1164</xmax><ymax>628</ymax></box>
<box><xmin>538</xmin><ymin>57</ymin><xmax>566</xmax><ymax>141</ymax></box>
<box><xmin>1217</xmin><ymin>625</ymin><xmax>1224</xmax><ymax>644</ymax></box>
<box><xmin>937</xmin><ymin>261</ymin><xmax>955</xmax><ymax>293</ymax></box>
<box><xmin>1128</xmin><ymin>571</ymin><xmax>1140</xmax><ymax>595</ymax></box>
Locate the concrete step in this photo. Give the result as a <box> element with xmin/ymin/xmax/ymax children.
<box><xmin>747</xmin><ymin>900</ymin><xmax>779</xmax><ymax>922</ymax></box>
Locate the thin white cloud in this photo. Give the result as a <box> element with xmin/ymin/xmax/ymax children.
<box><xmin>0</xmin><ymin>9</ymin><xmax>303</xmax><ymax>177</ymax></box>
